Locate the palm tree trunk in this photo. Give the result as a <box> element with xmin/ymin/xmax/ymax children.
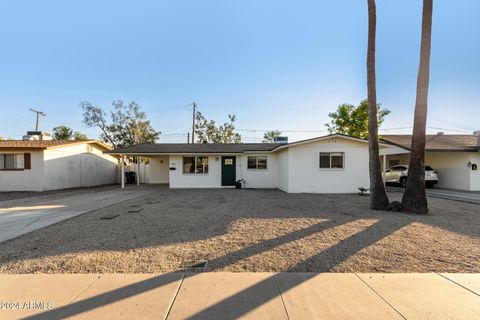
<box><xmin>367</xmin><ymin>0</ymin><xmax>389</xmax><ymax>210</ymax></box>
<box><xmin>402</xmin><ymin>0</ymin><xmax>433</xmax><ymax>214</ymax></box>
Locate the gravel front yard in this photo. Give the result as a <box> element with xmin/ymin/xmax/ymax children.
<box><xmin>0</xmin><ymin>188</ymin><xmax>479</xmax><ymax>273</ymax></box>
<box><xmin>0</xmin><ymin>185</ymin><xmax>118</xmax><ymax>202</ymax></box>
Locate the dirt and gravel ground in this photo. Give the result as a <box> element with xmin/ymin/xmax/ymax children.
<box><xmin>0</xmin><ymin>185</ymin><xmax>118</xmax><ymax>202</ymax></box>
<box><xmin>0</xmin><ymin>187</ymin><xmax>478</xmax><ymax>273</ymax></box>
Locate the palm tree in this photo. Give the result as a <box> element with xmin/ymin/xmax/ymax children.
<box><xmin>367</xmin><ymin>0</ymin><xmax>389</xmax><ymax>210</ymax></box>
<box><xmin>402</xmin><ymin>0</ymin><xmax>433</xmax><ymax>214</ymax></box>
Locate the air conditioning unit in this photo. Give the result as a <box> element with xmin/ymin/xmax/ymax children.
<box><xmin>274</xmin><ymin>136</ymin><xmax>288</xmax><ymax>144</ymax></box>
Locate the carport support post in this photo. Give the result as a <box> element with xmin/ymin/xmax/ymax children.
<box><xmin>382</xmin><ymin>154</ymin><xmax>387</xmax><ymax>185</ymax></box>
<box><xmin>137</xmin><ymin>157</ymin><xmax>140</xmax><ymax>186</ymax></box>
<box><xmin>121</xmin><ymin>155</ymin><xmax>125</xmax><ymax>189</ymax></box>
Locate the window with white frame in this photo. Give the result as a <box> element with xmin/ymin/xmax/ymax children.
<box><xmin>183</xmin><ymin>156</ymin><xmax>209</xmax><ymax>174</ymax></box>
<box><xmin>319</xmin><ymin>152</ymin><xmax>344</xmax><ymax>169</ymax></box>
<box><xmin>247</xmin><ymin>156</ymin><xmax>267</xmax><ymax>169</ymax></box>
<box><xmin>0</xmin><ymin>154</ymin><xmax>25</xmax><ymax>170</ymax></box>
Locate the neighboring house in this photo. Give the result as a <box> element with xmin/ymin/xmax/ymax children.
<box><xmin>0</xmin><ymin>140</ymin><xmax>118</xmax><ymax>191</ymax></box>
<box><xmin>106</xmin><ymin>134</ymin><xmax>393</xmax><ymax>193</ymax></box>
<box><xmin>380</xmin><ymin>132</ymin><xmax>480</xmax><ymax>191</ymax></box>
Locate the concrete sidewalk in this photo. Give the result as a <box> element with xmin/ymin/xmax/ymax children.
<box><xmin>0</xmin><ymin>273</ymin><xmax>478</xmax><ymax>320</ymax></box>
<box><xmin>0</xmin><ymin>185</ymin><xmax>158</xmax><ymax>243</ymax></box>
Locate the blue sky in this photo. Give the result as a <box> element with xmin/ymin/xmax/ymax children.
<box><xmin>0</xmin><ymin>0</ymin><xmax>478</xmax><ymax>142</ymax></box>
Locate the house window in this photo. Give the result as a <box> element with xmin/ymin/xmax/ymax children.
<box><xmin>183</xmin><ymin>156</ymin><xmax>209</xmax><ymax>174</ymax></box>
<box><xmin>0</xmin><ymin>154</ymin><xmax>25</xmax><ymax>170</ymax></box>
<box><xmin>319</xmin><ymin>152</ymin><xmax>344</xmax><ymax>169</ymax></box>
<box><xmin>247</xmin><ymin>156</ymin><xmax>267</xmax><ymax>169</ymax></box>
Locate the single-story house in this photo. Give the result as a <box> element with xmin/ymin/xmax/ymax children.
<box><xmin>106</xmin><ymin>134</ymin><xmax>394</xmax><ymax>193</ymax></box>
<box><xmin>380</xmin><ymin>133</ymin><xmax>480</xmax><ymax>191</ymax></box>
<box><xmin>0</xmin><ymin>139</ymin><xmax>118</xmax><ymax>191</ymax></box>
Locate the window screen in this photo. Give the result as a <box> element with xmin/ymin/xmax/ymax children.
<box><xmin>183</xmin><ymin>157</ymin><xmax>195</xmax><ymax>174</ymax></box>
<box><xmin>319</xmin><ymin>152</ymin><xmax>344</xmax><ymax>169</ymax></box>
<box><xmin>0</xmin><ymin>154</ymin><xmax>25</xmax><ymax>169</ymax></box>
<box><xmin>183</xmin><ymin>156</ymin><xmax>208</xmax><ymax>174</ymax></box>
<box><xmin>247</xmin><ymin>156</ymin><xmax>267</xmax><ymax>169</ymax></box>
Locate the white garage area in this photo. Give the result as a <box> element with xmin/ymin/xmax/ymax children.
<box><xmin>381</xmin><ymin>133</ymin><xmax>480</xmax><ymax>191</ymax></box>
<box><xmin>0</xmin><ymin>140</ymin><xmax>118</xmax><ymax>192</ymax></box>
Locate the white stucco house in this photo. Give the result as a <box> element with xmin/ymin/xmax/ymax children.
<box><xmin>106</xmin><ymin>134</ymin><xmax>394</xmax><ymax>193</ymax></box>
<box><xmin>0</xmin><ymin>139</ymin><xmax>118</xmax><ymax>191</ymax></box>
<box><xmin>380</xmin><ymin>133</ymin><xmax>480</xmax><ymax>191</ymax></box>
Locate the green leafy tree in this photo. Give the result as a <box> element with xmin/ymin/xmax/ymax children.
<box><xmin>53</xmin><ymin>125</ymin><xmax>73</xmax><ymax>140</ymax></box>
<box><xmin>325</xmin><ymin>99</ymin><xmax>390</xmax><ymax>139</ymax></box>
<box><xmin>73</xmin><ymin>132</ymin><xmax>88</xmax><ymax>141</ymax></box>
<box><xmin>262</xmin><ymin>130</ymin><xmax>282</xmax><ymax>143</ymax></box>
<box><xmin>80</xmin><ymin>100</ymin><xmax>160</xmax><ymax>148</ymax></box>
<box><xmin>194</xmin><ymin>111</ymin><xmax>241</xmax><ymax>143</ymax></box>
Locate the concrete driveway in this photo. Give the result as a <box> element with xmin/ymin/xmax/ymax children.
<box><xmin>0</xmin><ymin>185</ymin><xmax>158</xmax><ymax>243</ymax></box>
<box><xmin>426</xmin><ymin>189</ymin><xmax>480</xmax><ymax>204</ymax></box>
<box><xmin>388</xmin><ymin>186</ymin><xmax>480</xmax><ymax>204</ymax></box>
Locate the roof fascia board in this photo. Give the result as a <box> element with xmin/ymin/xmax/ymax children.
<box><xmin>46</xmin><ymin>140</ymin><xmax>112</xmax><ymax>150</ymax></box>
<box><xmin>0</xmin><ymin>148</ymin><xmax>46</xmax><ymax>152</ymax></box>
<box><xmin>272</xmin><ymin>134</ymin><xmax>392</xmax><ymax>152</ymax></box>
<box><xmin>104</xmin><ymin>152</ymin><xmax>244</xmax><ymax>156</ymax></box>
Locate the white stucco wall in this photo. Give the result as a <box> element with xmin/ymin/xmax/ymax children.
<box><xmin>237</xmin><ymin>154</ymin><xmax>278</xmax><ymax>189</ymax></box>
<box><xmin>424</xmin><ymin>152</ymin><xmax>471</xmax><ymax>190</ymax></box>
<box><xmin>0</xmin><ymin>151</ymin><xmax>45</xmax><ymax>191</ymax></box>
<box><xmin>169</xmin><ymin>155</ymin><xmax>223</xmax><ymax>188</ymax></box>
<box><xmin>147</xmin><ymin>156</ymin><xmax>169</xmax><ymax>184</ymax></box>
<box><xmin>469</xmin><ymin>153</ymin><xmax>480</xmax><ymax>191</ymax></box>
<box><xmin>277</xmin><ymin>149</ymin><xmax>290</xmax><ymax>192</ymax></box>
<box><xmin>287</xmin><ymin>137</ymin><xmax>370</xmax><ymax>193</ymax></box>
<box><xmin>44</xmin><ymin>143</ymin><xmax>117</xmax><ymax>190</ymax></box>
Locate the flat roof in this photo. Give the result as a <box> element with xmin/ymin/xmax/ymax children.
<box><xmin>104</xmin><ymin>143</ymin><xmax>281</xmax><ymax>154</ymax></box>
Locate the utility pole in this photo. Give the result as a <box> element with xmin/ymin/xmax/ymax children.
<box><xmin>29</xmin><ymin>108</ymin><xmax>46</xmax><ymax>131</ymax></box>
<box><xmin>187</xmin><ymin>132</ymin><xmax>190</xmax><ymax>143</ymax></box>
<box><xmin>191</xmin><ymin>102</ymin><xmax>197</xmax><ymax>143</ymax></box>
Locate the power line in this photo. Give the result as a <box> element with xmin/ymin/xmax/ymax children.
<box><xmin>379</xmin><ymin>126</ymin><xmax>473</xmax><ymax>133</ymax></box>
<box><xmin>200</xmin><ymin>103</ymin><xmax>334</xmax><ymax>111</ymax></box>
<box><xmin>236</xmin><ymin>128</ymin><xmax>327</xmax><ymax>133</ymax></box>
<box><xmin>427</xmin><ymin>126</ymin><xmax>472</xmax><ymax>133</ymax></box>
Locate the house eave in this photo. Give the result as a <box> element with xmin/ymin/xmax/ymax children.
<box><xmin>272</xmin><ymin>134</ymin><xmax>394</xmax><ymax>152</ymax></box>
<box><xmin>104</xmin><ymin>152</ymin><xmax>245</xmax><ymax>156</ymax></box>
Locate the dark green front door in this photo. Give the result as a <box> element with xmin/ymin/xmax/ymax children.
<box><xmin>221</xmin><ymin>156</ymin><xmax>236</xmax><ymax>186</ymax></box>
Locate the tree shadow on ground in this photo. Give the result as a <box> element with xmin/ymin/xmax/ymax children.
<box><xmin>20</xmin><ymin>215</ymin><xmax>411</xmax><ymax>320</ymax></box>
<box><xmin>0</xmin><ymin>187</ymin><xmax>478</xmax><ymax>273</ymax></box>
<box><xmin>9</xmin><ymin>188</ymin><xmax>480</xmax><ymax>319</ymax></box>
